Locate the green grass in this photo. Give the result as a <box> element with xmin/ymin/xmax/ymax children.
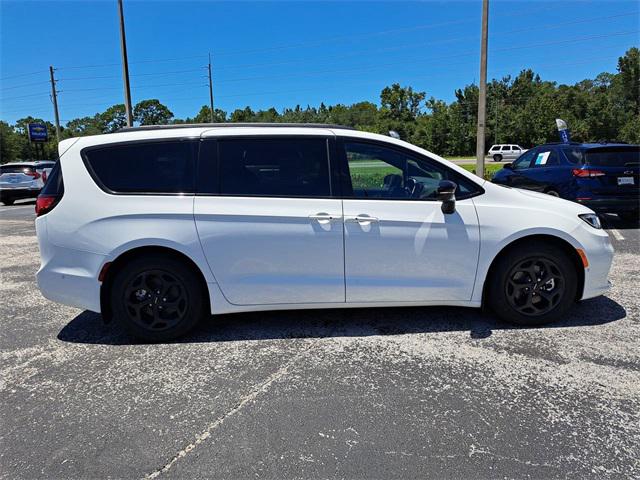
<box><xmin>459</xmin><ymin>163</ymin><xmax>502</xmax><ymax>180</ymax></box>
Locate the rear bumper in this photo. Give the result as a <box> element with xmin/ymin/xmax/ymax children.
<box><xmin>36</xmin><ymin>219</ymin><xmax>104</xmax><ymax>312</ymax></box>
<box><xmin>577</xmin><ymin>197</ymin><xmax>639</xmax><ymax>214</ymax></box>
<box><xmin>0</xmin><ymin>188</ymin><xmax>40</xmax><ymax>200</ymax></box>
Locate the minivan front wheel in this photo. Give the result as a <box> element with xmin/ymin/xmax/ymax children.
<box><xmin>488</xmin><ymin>243</ymin><xmax>577</xmax><ymax>326</ymax></box>
<box><xmin>110</xmin><ymin>254</ymin><xmax>204</xmax><ymax>341</ymax></box>
<box><xmin>493</xmin><ymin>154</ymin><xmax>502</xmax><ymax>162</ymax></box>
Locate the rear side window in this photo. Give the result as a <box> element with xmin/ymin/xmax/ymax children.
<box><xmin>585</xmin><ymin>147</ymin><xmax>640</xmax><ymax>167</ymax></box>
<box><xmin>83</xmin><ymin>140</ymin><xmax>196</xmax><ymax>194</ymax></box>
<box><xmin>562</xmin><ymin>147</ymin><xmax>585</xmax><ymax>164</ymax></box>
<box><xmin>40</xmin><ymin>162</ymin><xmax>63</xmax><ymax>195</ymax></box>
<box><xmin>218</xmin><ymin>137</ymin><xmax>330</xmax><ymax>197</ymax></box>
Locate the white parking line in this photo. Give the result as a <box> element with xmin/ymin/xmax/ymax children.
<box><xmin>609</xmin><ymin>229</ymin><xmax>625</xmax><ymax>241</ymax></box>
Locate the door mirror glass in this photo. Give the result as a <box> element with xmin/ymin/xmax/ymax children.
<box><xmin>504</xmin><ymin>163</ymin><xmax>513</xmax><ymax>170</ymax></box>
<box><xmin>437</xmin><ymin>180</ymin><xmax>457</xmax><ymax>214</ymax></box>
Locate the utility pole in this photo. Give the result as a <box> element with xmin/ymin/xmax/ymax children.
<box><xmin>49</xmin><ymin>66</ymin><xmax>61</xmax><ymax>143</ymax></box>
<box><xmin>494</xmin><ymin>98</ymin><xmax>499</xmax><ymax>145</ymax></box>
<box><xmin>207</xmin><ymin>53</ymin><xmax>214</xmax><ymax>123</ymax></box>
<box><xmin>118</xmin><ymin>0</ymin><xmax>133</xmax><ymax>127</ymax></box>
<box><xmin>475</xmin><ymin>0</ymin><xmax>489</xmax><ymax>178</ymax></box>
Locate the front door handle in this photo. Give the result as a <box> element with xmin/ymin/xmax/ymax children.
<box><xmin>309</xmin><ymin>213</ymin><xmax>340</xmax><ymax>224</ymax></box>
<box><xmin>346</xmin><ymin>215</ymin><xmax>379</xmax><ymax>225</ymax></box>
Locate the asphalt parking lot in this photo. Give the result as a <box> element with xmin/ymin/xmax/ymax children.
<box><xmin>1</xmin><ymin>200</ymin><xmax>639</xmax><ymax>479</ymax></box>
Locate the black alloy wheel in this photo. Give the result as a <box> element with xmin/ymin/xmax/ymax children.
<box><xmin>124</xmin><ymin>269</ymin><xmax>189</xmax><ymax>331</ymax></box>
<box><xmin>505</xmin><ymin>257</ymin><xmax>564</xmax><ymax>316</ymax></box>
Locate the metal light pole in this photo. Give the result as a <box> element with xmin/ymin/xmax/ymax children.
<box><xmin>475</xmin><ymin>0</ymin><xmax>489</xmax><ymax>178</ymax></box>
<box><xmin>118</xmin><ymin>0</ymin><xmax>133</xmax><ymax>127</ymax></box>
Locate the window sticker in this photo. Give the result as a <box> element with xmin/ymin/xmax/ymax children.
<box><xmin>534</xmin><ymin>151</ymin><xmax>551</xmax><ymax>165</ymax></box>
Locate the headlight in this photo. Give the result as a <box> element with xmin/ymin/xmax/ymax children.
<box><xmin>579</xmin><ymin>213</ymin><xmax>602</xmax><ymax>229</ymax></box>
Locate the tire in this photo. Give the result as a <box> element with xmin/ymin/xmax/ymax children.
<box><xmin>110</xmin><ymin>254</ymin><xmax>205</xmax><ymax>342</ymax></box>
<box><xmin>1</xmin><ymin>198</ymin><xmax>15</xmax><ymax>206</ymax></box>
<box><xmin>493</xmin><ymin>154</ymin><xmax>502</xmax><ymax>162</ymax></box>
<box><xmin>545</xmin><ymin>190</ymin><xmax>560</xmax><ymax>197</ymax></box>
<box><xmin>487</xmin><ymin>242</ymin><xmax>577</xmax><ymax>326</ymax></box>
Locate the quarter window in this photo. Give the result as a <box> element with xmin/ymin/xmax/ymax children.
<box><xmin>83</xmin><ymin>140</ymin><xmax>196</xmax><ymax>194</ymax></box>
<box><xmin>218</xmin><ymin>138</ymin><xmax>330</xmax><ymax>197</ymax></box>
<box><xmin>343</xmin><ymin>141</ymin><xmax>480</xmax><ymax>200</ymax></box>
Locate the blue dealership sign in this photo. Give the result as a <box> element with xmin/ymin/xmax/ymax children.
<box><xmin>27</xmin><ymin>122</ymin><xmax>48</xmax><ymax>143</ymax></box>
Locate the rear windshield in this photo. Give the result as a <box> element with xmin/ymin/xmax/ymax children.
<box><xmin>0</xmin><ymin>164</ymin><xmax>35</xmax><ymax>174</ymax></box>
<box><xmin>40</xmin><ymin>162</ymin><xmax>63</xmax><ymax>195</ymax></box>
<box><xmin>585</xmin><ymin>147</ymin><xmax>640</xmax><ymax>167</ymax></box>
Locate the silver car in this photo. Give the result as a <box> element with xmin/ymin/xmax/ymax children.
<box><xmin>0</xmin><ymin>161</ymin><xmax>55</xmax><ymax>205</ymax></box>
<box><xmin>488</xmin><ymin>144</ymin><xmax>527</xmax><ymax>162</ymax></box>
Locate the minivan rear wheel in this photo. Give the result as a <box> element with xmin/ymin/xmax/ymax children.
<box><xmin>487</xmin><ymin>242</ymin><xmax>577</xmax><ymax>326</ymax></box>
<box><xmin>110</xmin><ymin>254</ymin><xmax>204</xmax><ymax>341</ymax></box>
<box><xmin>1</xmin><ymin>198</ymin><xmax>15</xmax><ymax>205</ymax></box>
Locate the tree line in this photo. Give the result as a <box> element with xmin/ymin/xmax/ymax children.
<box><xmin>1</xmin><ymin>47</ymin><xmax>638</xmax><ymax>163</ymax></box>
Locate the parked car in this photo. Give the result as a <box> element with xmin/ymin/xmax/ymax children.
<box><xmin>488</xmin><ymin>144</ymin><xmax>527</xmax><ymax>162</ymax></box>
<box><xmin>0</xmin><ymin>161</ymin><xmax>56</xmax><ymax>205</ymax></box>
<box><xmin>35</xmin><ymin>124</ymin><xmax>613</xmax><ymax>341</ymax></box>
<box><xmin>492</xmin><ymin>142</ymin><xmax>639</xmax><ymax>221</ymax></box>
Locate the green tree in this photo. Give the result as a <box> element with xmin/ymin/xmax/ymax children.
<box><xmin>133</xmin><ymin>99</ymin><xmax>174</xmax><ymax>125</ymax></box>
<box><xmin>101</xmin><ymin>104</ymin><xmax>127</xmax><ymax>132</ymax></box>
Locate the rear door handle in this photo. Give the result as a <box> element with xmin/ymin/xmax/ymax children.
<box><xmin>346</xmin><ymin>215</ymin><xmax>379</xmax><ymax>224</ymax></box>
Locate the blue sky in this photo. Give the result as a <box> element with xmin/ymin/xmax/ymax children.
<box><xmin>1</xmin><ymin>1</ymin><xmax>638</xmax><ymax>125</ymax></box>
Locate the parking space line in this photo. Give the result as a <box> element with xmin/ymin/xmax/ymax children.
<box><xmin>144</xmin><ymin>347</ymin><xmax>308</xmax><ymax>479</ymax></box>
<box><xmin>609</xmin><ymin>229</ymin><xmax>625</xmax><ymax>241</ymax></box>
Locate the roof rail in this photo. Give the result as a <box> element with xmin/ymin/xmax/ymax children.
<box><xmin>118</xmin><ymin>122</ymin><xmax>357</xmax><ymax>133</ymax></box>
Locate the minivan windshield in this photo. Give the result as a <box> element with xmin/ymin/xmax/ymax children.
<box><xmin>585</xmin><ymin>147</ymin><xmax>640</xmax><ymax>167</ymax></box>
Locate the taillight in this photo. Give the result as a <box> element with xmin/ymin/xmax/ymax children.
<box><xmin>35</xmin><ymin>195</ymin><xmax>60</xmax><ymax>217</ymax></box>
<box><xmin>572</xmin><ymin>168</ymin><xmax>605</xmax><ymax>177</ymax></box>
<box><xmin>41</xmin><ymin>170</ymin><xmax>48</xmax><ymax>183</ymax></box>
<box><xmin>25</xmin><ymin>170</ymin><xmax>41</xmax><ymax>180</ymax></box>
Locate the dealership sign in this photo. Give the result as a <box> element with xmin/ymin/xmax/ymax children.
<box><xmin>27</xmin><ymin>122</ymin><xmax>48</xmax><ymax>143</ymax></box>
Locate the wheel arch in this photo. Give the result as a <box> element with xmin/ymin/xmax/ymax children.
<box><xmin>99</xmin><ymin>245</ymin><xmax>211</xmax><ymax>323</ymax></box>
<box><xmin>481</xmin><ymin>234</ymin><xmax>585</xmax><ymax>309</ymax></box>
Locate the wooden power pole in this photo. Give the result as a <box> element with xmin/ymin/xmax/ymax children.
<box><xmin>118</xmin><ymin>0</ymin><xmax>134</xmax><ymax>127</ymax></box>
<box><xmin>475</xmin><ymin>0</ymin><xmax>489</xmax><ymax>178</ymax></box>
<box><xmin>207</xmin><ymin>53</ymin><xmax>214</xmax><ymax>122</ymax></box>
<box><xmin>49</xmin><ymin>66</ymin><xmax>61</xmax><ymax>143</ymax></box>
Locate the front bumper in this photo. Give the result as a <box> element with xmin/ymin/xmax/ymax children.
<box><xmin>581</xmin><ymin>233</ymin><xmax>614</xmax><ymax>300</ymax></box>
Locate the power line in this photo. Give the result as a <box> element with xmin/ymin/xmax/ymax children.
<box><xmin>211</xmin><ymin>31</ymin><xmax>637</xmax><ymax>85</ymax></box>
<box><xmin>58</xmin><ymin>68</ymin><xmax>205</xmax><ymax>82</ymax></box>
<box><xmin>214</xmin><ymin>11</ymin><xmax>638</xmax><ymax>72</ymax></box>
<box><xmin>55</xmin><ymin>54</ymin><xmax>208</xmax><ymax>71</ymax></box>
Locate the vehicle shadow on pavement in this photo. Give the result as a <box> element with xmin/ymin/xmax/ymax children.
<box><xmin>58</xmin><ymin>295</ymin><xmax>626</xmax><ymax>346</ymax></box>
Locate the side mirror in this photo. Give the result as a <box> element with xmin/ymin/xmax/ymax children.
<box><xmin>437</xmin><ymin>180</ymin><xmax>457</xmax><ymax>214</ymax></box>
<box><xmin>503</xmin><ymin>163</ymin><xmax>513</xmax><ymax>170</ymax></box>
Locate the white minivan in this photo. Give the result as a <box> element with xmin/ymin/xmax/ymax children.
<box><xmin>35</xmin><ymin>124</ymin><xmax>613</xmax><ymax>341</ymax></box>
